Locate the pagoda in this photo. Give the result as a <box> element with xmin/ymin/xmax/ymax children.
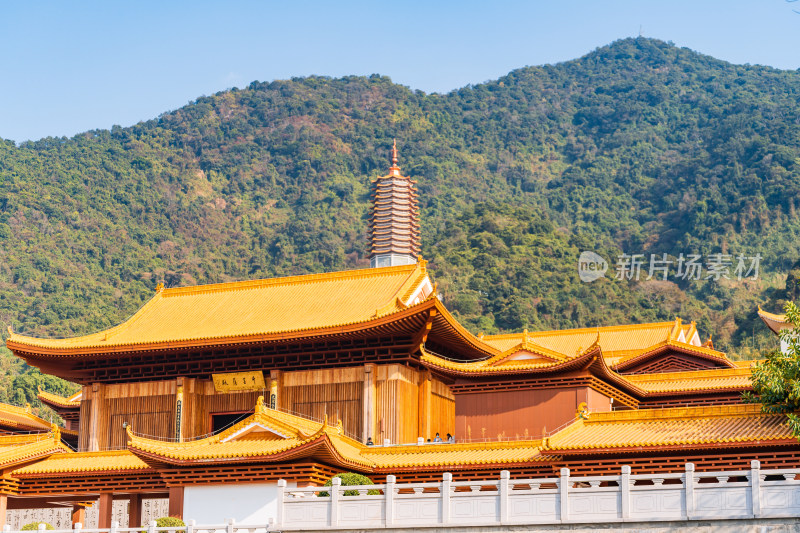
<box><xmin>368</xmin><ymin>140</ymin><xmax>420</xmax><ymax>267</ymax></box>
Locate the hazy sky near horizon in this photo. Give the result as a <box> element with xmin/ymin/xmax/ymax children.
<box><xmin>1</xmin><ymin>1</ymin><xmax>798</xmax><ymax>142</ymax></box>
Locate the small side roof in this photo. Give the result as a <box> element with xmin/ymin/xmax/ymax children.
<box><xmin>482</xmin><ymin>319</ymin><xmax>690</xmax><ymax>358</ymax></box>
<box><xmin>0</xmin><ymin>402</ymin><xmax>56</xmax><ymax>433</ymax></box>
<box><xmin>37</xmin><ymin>388</ymin><xmax>81</xmax><ymax>410</ymax></box>
<box><xmin>12</xmin><ymin>449</ymin><xmax>149</xmax><ymax>475</ymax></box>
<box><xmin>0</xmin><ymin>431</ymin><xmax>69</xmax><ymax>471</ymax></box>
<box><xmin>623</xmin><ymin>366</ymin><xmax>754</xmax><ymax>393</ymax></box>
<box><xmin>541</xmin><ymin>403</ymin><xmax>792</xmax><ymax>453</ymax></box>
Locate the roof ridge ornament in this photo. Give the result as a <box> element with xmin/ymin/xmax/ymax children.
<box><xmin>255</xmin><ymin>395</ymin><xmax>266</xmax><ymax>414</ymax></box>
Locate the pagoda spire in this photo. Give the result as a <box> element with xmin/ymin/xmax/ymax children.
<box><xmin>368</xmin><ymin>141</ymin><xmax>421</xmax><ymax>268</ymax></box>
<box><xmin>389</xmin><ymin>139</ymin><xmax>401</xmax><ymax>176</ymax></box>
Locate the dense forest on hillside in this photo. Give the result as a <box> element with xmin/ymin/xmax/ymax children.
<box><xmin>2</xmin><ymin>37</ymin><xmax>800</xmax><ymax>415</ymax></box>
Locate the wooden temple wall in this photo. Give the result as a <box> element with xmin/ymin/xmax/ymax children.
<box><xmin>282</xmin><ymin>367</ymin><xmax>364</xmax><ymax>439</ymax></box>
<box><xmin>80</xmin><ymin>382</ymin><xmax>179</xmax><ymax>451</ymax></box>
<box><xmin>77</xmin><ymin>364</ymin><xmax>457</xmax><ymax>451</ymax></box>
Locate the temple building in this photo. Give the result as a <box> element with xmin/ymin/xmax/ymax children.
<box><xmin>0</xmin><ymin>146</ymin><xmax>794</xmax><ymax>527</ymax></box>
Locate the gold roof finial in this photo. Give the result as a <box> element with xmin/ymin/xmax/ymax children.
<box><xmin>255</xmin><ymin>395</ymin><xmax>266</xmax><ymax>414</ymax></box>
<box><xmin>389</xmin><ymin>139</ymin><xmax>401</xmax><ymax>176</ymax></box>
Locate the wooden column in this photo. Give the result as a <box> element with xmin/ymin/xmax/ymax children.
<box><xmin>168</xmin><ymin>486</ymin><xmax>184</xmax><ymax>519</ymax></box>
<box><xmin>98</xmin><ymin>493</ymin><xmax>113</xmax><ymax>529</ymax></box>
<box><xmin>71</xmin><ymin>505</ymin><xmax>85</xmax><ymax>527</ymax></box>
<box><xmin>89</xmin><ymin>383</ymin><xmax>106</xmax><ymax>452</ymax></box>
<box><xmin>362</xmin><ymin>364</ymin><xmax>376</xmax><ymax>444</ymax></box>
<box><xmin>418</xmin><ymin>370</ymin><xmax>432</xmax><ymax>440</ymax></box>
<box><xmin>269</xmin><ymin>370</ymin><xmax>282</xmax><ymax>410</ymax></box>
<box><xmin>128</xmin><ymin>494</ymin><xmax>142</xmax><ymax>528</ymax></box>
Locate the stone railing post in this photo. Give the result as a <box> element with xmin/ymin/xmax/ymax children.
<box><xmin>620</xmin><ymin>465</ymin><xmax>631</xmax><ymax>520</ymax></box>
<box><xmin>226</xmin><ymin>518</ymin><xmax>235</xmax><ymax>533</ymax></box>
<box><xmin>499</xmin><ymin>470</ymin><xmax>510</xmax><ymax>523</ymax></box>
<box><xmin>109</xmin><ymin>521</ymin><xmax>118</xmax><ymax>533</ymax></box>
<box><xmin>559</xmin><ymin>467</ymin><xmax>570</xmax><ymax>522</ymax></box>
<box><xmin>330</xmin><ymin>476</ymin><xmax>342</xmax><ymax>527</ymax></box>
<box><xmin>441</xmin><ymin>473</ymin><xmax>452</xmax><ymax>525</ymax></box>
<box><xmin>751</xmin><ymin>460</ymin><xmax>761</xmax><ymax>518</ymax></box>
<box><xmin>147</xmin><ymin>520</ymin><xmax>157</xmax><ymax>533</ymax></box>
<box><xmin>685</xmin><ymin>463</ymin><xmax>695</xmax><ymax>519</ymax></box>
<box><xmin>276</xmin><ymin>479</ymin><xmax>286</xmax><ymax>527</ymax></box>
<box><xmin>385</xmin><ymin>475</ymin><xmax>396</xmax><ymax>527</ymax></box>
<box><xmin>38</xmin><ymin>525</ymin><xmax>47</xmax><ymax>533</ymax></box>
<box><xmin>4</xmin><ymin>525</ymin><xmax>10</xmax><ymax>533</ymax></box>
<box><xmin>186</xmin><ymin>519</ymin><xmax>195</xmax><ymax>533</ymax></box>
<box><xmin>73</xmin><ymin>524</ymin><xmax>82</xmax><ymax>532</ymax></box>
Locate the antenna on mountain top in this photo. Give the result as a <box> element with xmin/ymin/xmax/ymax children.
<box><xmin>638</xmin><ymin>25</ymin><xmax>643</xmax><ymax>38</ymax></box>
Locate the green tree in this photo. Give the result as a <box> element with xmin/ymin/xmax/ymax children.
<box><xmin>745</xmin><ymin>302</ymin><xmax>800</xmax><ymax>436</ymax></box>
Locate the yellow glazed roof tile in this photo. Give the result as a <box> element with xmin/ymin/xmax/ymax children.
<box><xmin>482</xmin><ymin>321</ymin><xmax>679</xmax><ymax>356</ymax></box>
<box><xmin>8</xmin><ymin>263</ymin><xmax>429</xmax><ymax>352</ymax></box>
<box><xmin>0</xmin><ymin>402</ymin><xmax>56</xmax><ymax>432</ymax></box>
<box><xmin>611</xmin><ymin>339</ymin><xmax>731</xmax><ymax>369</ymax></box>
<box><xmin>544</xmin><ymin>403</ymin><xmax>791</xmax><ymax>451</ymax></box>
<box><xmin>13</xmin><ymin>450</ymin><xmax>149</xmax><ymax>475</ymax></box>
<box><xmin>0</xmin><ymin>432</ymin><xmax>68</xmax><ymax>470</ymax></box>
<box><xmin>37</xmin><ymin>389</ymin><xmax>81</xmax><ymax>409</ymax></box>
<box><xmin>622</xmin><ymin>366</ymin><xmax>754</xmax><ymax>393</ymax></box>
<box><xmin>364</xmin><ymin>440</ymin><xmax>542</xmax><ymax>469</ymax></box>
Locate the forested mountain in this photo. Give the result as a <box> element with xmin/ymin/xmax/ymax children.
<box><xmin>2</xmin><ymin>37</ymin><xmax>800</xmax><ymax>414</ymax></box>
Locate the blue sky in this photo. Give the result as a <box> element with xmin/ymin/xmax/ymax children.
<box><xmin>1</xmin><ymin>1</ymin><xmax>798</xmax><ymax>142</ymax></box>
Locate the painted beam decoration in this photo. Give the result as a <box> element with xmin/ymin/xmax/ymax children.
<box><xmin>212</xmin><ymin>371</ymin><xmax>266</xmax><ymax>393</ymax></box>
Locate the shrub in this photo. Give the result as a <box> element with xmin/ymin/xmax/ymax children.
<box><xmin>154</xmin><ymin>518</ymin><xmax>186</xmax><ymax>528</ymax></box>
<box><xmin>21</xmin><ymin>524</ymin><xmax>54</xmax><ymax>531</ymax></box>
<box><xmin>320</xmin><ymin>472</ymin><xmax>380</xmax><ymax>496</ymax></box>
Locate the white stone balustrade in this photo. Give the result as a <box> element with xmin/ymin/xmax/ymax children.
<box><xmin>276</xmin><ymin>461</ymin><xmax>800</xmax><ymax>530</ymax></box>
<box><xmin>3</xmin><ymin>462</ymin><xmax>799</xmax><ymax>533</ymax></box>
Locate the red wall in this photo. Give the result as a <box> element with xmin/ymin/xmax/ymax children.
<box><xmin>454</xmin><ymin>386</ymin><xmax>610</xmax><ymax>441</ymax></box>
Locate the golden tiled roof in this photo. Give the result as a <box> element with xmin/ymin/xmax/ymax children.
<box><xmin>364</xmin><ymin>440</ymin><xmax>542</xmax><ymax>469</ymax></box>
<box><xmin>483</xmin><ymin>320</ymin><xmax>681</xmax><ymax>357</ymax></box>
<box><xmin>611</xmin><ymin>339</ymin><xmax>732</xmax><ymax>370</ymax></box>
<box><xmin>420</xmin><ymin>347</ymin><xmax>570</xmax><ymax>374</ymax></box>
<box><xmin>0</xmin><ymin>402</ymin><xmax>55</xmax><ymax>432</ymax></box>
<box><xmin>542</xmin><ymin>404</ymin><xmax>791</xmax><ymax>452</ymax></box>
<box><xmin>37</xmin><ymin>388</ymin><xmax>81</xmax><ymax>409</ymax></box>
<box><xmin>0</xmin><ymin>432</ymin><xmax>68</xmax><ymax>470</ymax></box>
<box><xmin>7</xmin><ymin>263</ymin><xmax>430</xmax><ymax>353</ymax></box>
<box><xmin>12</xmin><ymin>450</ymin><xmax>149</xmax><ymax>475</ymax></box>
<box><xmin>622</xmin><ymin>366</ymin><xmax>754</xmax><ymax>393</ymax></box>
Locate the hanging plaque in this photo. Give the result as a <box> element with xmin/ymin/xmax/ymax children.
<box><xmin>212</xmin><ymin>371</ymin><xmax>266</xmax><ymax>392</ymax></box>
